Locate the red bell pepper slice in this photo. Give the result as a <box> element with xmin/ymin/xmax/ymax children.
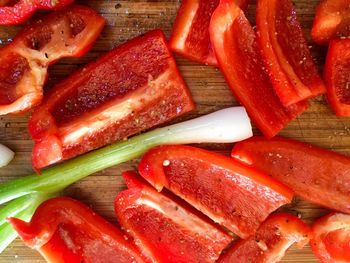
<box><xmin>310</xmin><ymin>213</ymin><xmax>350</xmax><ymax>263</ymax></box>
<box><xmin>169</xmin><ymin>0</ymin><xmax>248</xmax><ymax>66</ymax></box>
<box><xmin>312</xmin><ymin>0</ymin><xmax>350</xmax><ymax>45</ymax></box>
<box><xmin>138</xmin><ymin>145</ymin><xmax>293</xmax><ymax>239</ymax></box>
<box><xmin>256</xmin><ymin>0</ymin><xmax>326</xmax><ymax>106</ymax></box>
<box><xmin>114</xmin><ymin>171</ymin><xmax>232</xmax><ymax>263</ymax></box>
<box><xmin>209</xmin><ymin>0</ymin><xmax>309</xmax><ymax>138</ymax></box>
<box><xmin>0</xmin><ymin>0</ymin><xmax>74</xmax><ymax>25</ymax></box>
<box><xmin>8</xmin><ymin>197</ymin><xmax>145</xmax><ymax>263</ymax></box>
<box><xmin>0</xmin><ymin>5</ymin><xmax>105</xmax><ymax>115</ymax></box>
<box><xmin>29</xmin><ymin>29</ymin><xmax>195</xmax><ymax>170</ymax></box>
<box><xmin>232</xmin><ymin>136</ymin><xmax>350</xmax><ymax>214</ymax></box>
<box><xmin>219</xmin><ymin>213</ymin><xmax>310</xmax><ymax>263</ymax></box>
<box><xmin>324</xmin><ymin>38</ymin><xmax>350</xmax><ymax>116</ymax></box>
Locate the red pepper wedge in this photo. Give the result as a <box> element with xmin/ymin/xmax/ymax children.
<box><xmin>0</xmin><ymin>0</ymin><xmax>75</xmax><ymax>25</ymax></box>
<box><xmin>169</xmin><ymin>0</ymin><xmax>248</xmax><ymax>66</ymax></box>
<box><xmin>256</xmin><ymin>0</ymin><xmax>326</xmax><ymax>106</ymax></box>
<box><xmin>29</xmin><ymin>29</ymin><xmax>195</xmax><ymax>170</ymax></box>
<box><xmin>232</xmin><ymin>136</ymin><xmax>350</xmax><ymax>214</ymax></box>
<box><xmin>0</xmin><ymin>5</ymin><xmax>105</xmax><ymax>115</ymax></box>
<box><xmin>324</xmin><ymin>38</ymin><xmax>350</xmax><ymax>116</ymax></box>
<box><xmin>114</xmin><ymin>171</ymin><xmax>232</xmax><ymax>263</ymax></box>
<box><xmin>312</xmin><ymin>0</ymin><xmax>350</xmax><ymax>45</ymax></box>
<box><xmin>209</xmin><ymin>0</ymin><xmax>309</xmax><ymax>138</ymax></box>
<box><xmin>138</xmin><ymin>145</ymin><xmax>293</xmax><ymax>239</ymax></box>
<box><xmin>310</xmin><ymin>213</ymin><xmax>350</xmax><ymax>263</ymax></box>
<box><xmin>219</xmin><ymin>213</ymin><xmax>310</xmax><ymax>263</ymax></box>
<box><xmin>8</xmin><ymin>197</ymin><xmax>145</xmax><ymax>263</ymax></box>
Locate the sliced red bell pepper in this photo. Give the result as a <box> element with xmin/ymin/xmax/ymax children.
<box><xmin>256</xmin><ymin>0</ymin><xmax>326</xmax><ymax>106</ymax></box>
<box><xmin>310</xmin><ymin>213</ymin><xmax>350</xmax><ymax>263</ymax></box>
<box><xmin>29</xmin><ymin>29</ymin><xmax>195</xmax><ymax>170</ymax></box>
<box><xmin>169</xmin><ymin>0</ymin><xmax>248</xmax><ymax>66</ymax></box>
<box><xmin>324</xmin><ymin>38</ymin><xmax>350</xmax><ymax>116</ymax></box>
<box><xmin>114</xmin><ymin>171</ymin><xmax>232</xmax><ymax>263</ymax></box>
<box><xmin>209</xmin><ymin>0</ymin><xmax>309</xmax><ymax>138</ymax></box>
<box><xmin>219</xmin><ymin>213</ymin><xmax>310</xmax><ymax>263</ymax></box>
<box><xmin>0</xmin><ymin>5</ymin><xmax>105</xmax><ymax>115</ymax></box>
<box><xmin>138</xmin><ymin>145</ymin><xmax>293</xmax><ymax>239</ymax></box>
<box><xmin>8</xmin><ymin>197</ymin><xmax>145</xmax><ymax>263</ymax></box>
<box><xmin>0</xmin><ymin>0</ymin><xmax>74</xmax><ymax>25</ymax></box>
<box><xmin>312</xmin><ymin>0</ymin><xmax>350</xmax><ymax>45</ymax></box>
<box><xmin>232</xmin><ymin>136</ymin><xmax>350</xmax><ymax>214</ymax></box>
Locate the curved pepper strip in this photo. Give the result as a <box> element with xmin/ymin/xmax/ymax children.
<box><xmin>115</xmin><ymin>171</ymin><xmax>232</xmax><ymax>263</ymax></box>
<box><xmin>29</xmin><ymin>29</ymin><xmax>195</xmax><ymax>170</ymax></box>
<box><xmin>312</xmin><ymin>0</ymin><xmax>350</xmax><ymax>45</ymax></box>
<box><xmin>310</xmin><ymin>213</ymin><xmax>350</xmax><ymax>263</ymax></box>
<box><xmin>324</xmin><ymin>38</ymin><xmax>350</xmax><ymax>116</ymax></box>
<box><xmin>169</xmin><ymin>0</ymin><xmax>248</xmax><ymax>66</ymax></box>
<box><xmin>232</xmin><ymin>136</ymin><xmax>350</xmax><ymax>214</ymax></box>
<box><xmin>219</xmin><ymin>213</ymin><xmax>310</xmax><ymax>263</ymax></box>
<box><xmin>256</xmin><ymin>0</ymin><xmax>326</xmax><ymax>106</ymax></box>
<box><xmin>0</xmin><ymin>5</ymin><xmax>105</xmax><ymax>115</ymax></box>
<box><xmin>0</xmin><ymin>0</ymin><xmax>74</xmax><ymax>25</ymax></box>
<box><xmin>138</xmin><ymin>145</ymin><xmax>293</xmax><ymax>239</ymax></box>
<box><xmin>209</xmin><ymin>0</ymin><xmax>308</xmax><ymax>138</ymax></box>
<box><xmin>8</xmin><ymin>197</ymin><xmax>145</xmax><ymax>263</ymax></box>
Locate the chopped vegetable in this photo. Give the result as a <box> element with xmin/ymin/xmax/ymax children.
<box><xmin>209</xmin><ymin>0</ymin><xmax>308</xmax><ymax>138</ymax></box>
<box><xmin>312</xmin><ymin>0</ymin><xmax>350</xmax><ymax>45</ymax></box>
<box><xmin>232</xmin><ymin>136</ymin><xmax>350</xmax><ymax>214</ymax></box>
<box><xmin>0</xmin><ymin>0</ymin><xmax>75</xmax><ymax>25</ymax></box>
<box><xmin>310</xmin><ymin>213</ymin><xmax>350</xmax><ymax>263</ymax></box>
<box><xmin>256</xmin><ymin>0</ymin><xmax>326</xmax><ymax>106</ymax></box>
<box><xmin>219</xmin><ymin>213</ymin><xmax>310</xmax><ymax>263</ymax></box>
<box><xmin>9</xmin><ymin>197</ymin><xmax>144</xmax><ymax>262</ymax></box>
<box><xmin>0</xmin><ymin>5</ymin><xmax>105</xmax><ymax>115</ymax></box>
<box><xmin>29</xmin><ymin>29</ymin><xmax>195</xmax><ymax>170</ymax></box>
<box><xmin>324</xmin><ymin>38</ymin><xmax>350</xmax><ymax>116</ymax></box>
<box><xmin>115</xmin><ymin>171</ymin><xmax>232</xmax><ymax>263</ymax></box>
<box><xmin>139</xmin><ymin>145</ymin><xmax>293</xmax><ymax>238</ymax></box>
<box><xmin>0</xmin><ymin>144</ymin><xmax>14</xmax><ymax>168</ymax></box>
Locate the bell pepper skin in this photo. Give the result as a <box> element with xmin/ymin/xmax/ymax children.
<box><xmin>310</xmin><ymin>213</ymin><xmax>350</xmax><ymax>263</ymax></box>
<box><xmin>324</xmin><ymin>39</ymin><xmax>350</xmax><ymax>116</ymax></box>
<box><xmin>29</xmin><ymin>29</ymin><xmax>195</xmax><ymax>170</ymax></box>
<box><xmin>138</xmin><ymin>145</ymin><xmax>293</xmax><ymax>239</ymax></box>
<box><xmin>312</xmin><ymin>0</ymin><xmax>350</xmax><ymax>45</ymax></box>
<box><xmin>169</xmin><ymin>0</ymin><xmax>248</xmax><ymax>66</ymax></box>
<box><xmin>256</xmin><ymin>0</ymin><xmax>326</xmax><ymax>106</ymax></box>
<box><xmin>8</xmin><ymin>197</ymin><xmax>145</xmax><ymax>263</ymax></box>
<box><xmin>209</xmin><ymin>0</ymin><xmax>308</xmax><ymax>138</ymax></box>
<box><xmin>232</xmin><ymin>136</ymin><xmax>350</xmax><ymax>214</ymax></box>
<box><xmin>0</xmin><ymin>5</ymin><xmax>105</xmax><ymax>115</ymax></box>
<box><xmin>219</xmin><ymin>213</ymin><xmax>310</xmax><ymax>263</ymax></box>
<box><xmin>114</xmin><ymin>171</ymin><xmax>232</xmax><ymax>263</ymax></box>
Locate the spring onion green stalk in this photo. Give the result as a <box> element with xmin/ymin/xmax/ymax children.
<box><xmin>0</xmin><ymin>144</ymin><xmax>14</xmax><ymax>168</ymax></box>
<box><xmin>0</xmin><ymin>107</ymin><xmax>252</xmax><ymax>252</ymax></box>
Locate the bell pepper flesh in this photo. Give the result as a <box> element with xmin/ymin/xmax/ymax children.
<box><xmin>8</xmin><ymin>197</ymin><xmax>144</xmax><ymax>263</ymax></box>
<box><xmin>114</xmin><ymin>171</ymin><xmax>232</xmax><ymax>263</ymax></box>
<box><xmin>29</xmin><ymin>29</ymin><xmax>195</xmax><ymax>170</ymax></box>
<box><xmin>138</xmin><ymin>145</ymin><xmax>293</xmax><ymax>239</ymax></box>
<box><xmin>209</xmin><ymin>0</ymin><xmax>308</xmax><ymax>138</ymax></box>
<box><xmin>219</xmin><ymin>213</ymin><xmax>310</xmax><ymax>263</ymax></box>
<box><xmin>310</xmin><ymin>213</ymin><xmax>350</xmax><ymax>263</ymax></box>
<box><xmin>0</xmin><ymin>5</ymin><xmax>105</xmax><ymax>115</ymax></box>
<box><xmin>324</xmin><ymin>38</ymin><xmax>350</xmax><ymax>116</ymax></box>
<box><xmin>312</xmin><ymin>0</ymin><xmax>350</xmax><ymax>45</ymax></box>
<box><xmin>232</xmin><ymin>136</ymin><xmax>350</xmax><ymax>214</ymax></box>
<box><xmin>169</xmin><ymin>0</ymin><xmax>248</xmax><ymax>66</ymax></box>
<box><xmin>256</xmin><ymin>0</ymin><xmax>326</xmax><ymax>106</ymax></box>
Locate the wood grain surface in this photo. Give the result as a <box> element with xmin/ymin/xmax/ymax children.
<box><xmin>0</xmin><ymin>0</ymin><xmax>347</xmax><ymax>262</ymax></box>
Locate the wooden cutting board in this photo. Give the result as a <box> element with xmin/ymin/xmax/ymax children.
<box><xmin>0</xmin><ymin>0</ymin><xmax>347</xmax><ymax>262</ymax></box>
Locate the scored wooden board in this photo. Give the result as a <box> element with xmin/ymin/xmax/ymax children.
<box><xmin>0</xmin><ymin>0</ymin><xmax>347</xmax><ymax>262</ymax></box>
